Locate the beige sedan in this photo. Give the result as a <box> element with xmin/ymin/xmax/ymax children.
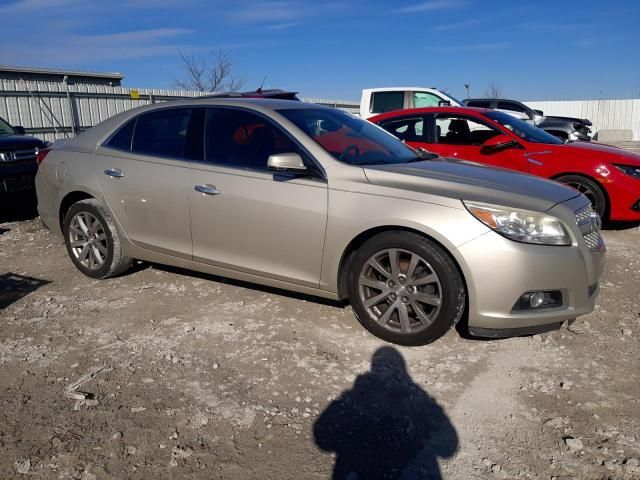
<box><xmin>35</xmin><ymin>99</ymin><xmax>605</xmax><ymax>345</ymax></box>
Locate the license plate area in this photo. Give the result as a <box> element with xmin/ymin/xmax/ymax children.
<box><xmin>2</xmin><ymin>175</ymin><xmax>34</xmax><ymax>192</ymax></box>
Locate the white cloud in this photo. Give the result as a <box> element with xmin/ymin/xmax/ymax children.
<box><xmin>427</xmin><ymin>42</ymin><xmax>508</xmax><ymax>52</ymax></box>
<box><xmin>434</xmin><ymin>18</ymin><xmax>479</xmax><ymax>31</ymax></box>
<box><xmin>265</xmin><ymin>22</ymin><xmax>300</xmax><ymax>30</ymax></box>
<box><xmin>396</xmin><ymin>0</ymin><xmax>466</xmax><ymax>14</ymax></box>
<box><xmin>227</xmin><ymin>1</ymin><xmax>304</xmax><ymax>23</ymax></box>
<box><xmin>0</xmin><ymin>0</ymin><xmax>80</xmax><ymax>14</ymax></box>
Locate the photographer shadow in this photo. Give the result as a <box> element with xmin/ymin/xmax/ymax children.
<box><xmin>314</xmin><ymin>347</ymin><xmax>458</xmax><ymax>480</ymax></box>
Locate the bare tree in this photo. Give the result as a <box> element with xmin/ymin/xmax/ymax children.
<box><xmin>484</xmin><ymin>81</ymin><xmax>504</xmax><ymax>98</ymax></box>
<box><xmin>172</xmin><ymin>49</ymin><xmax>244</xmax><ymax>93</ymax></box>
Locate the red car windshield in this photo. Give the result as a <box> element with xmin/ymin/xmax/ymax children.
<box><xmin>278</xmin><ymin>108</ymin><xmax>419</xmax><ymax>165</ymax></box>
<box><xmin>485</xmin><ymin>111</ymin><xmax>563</xmax><ymax>145</ymax></box>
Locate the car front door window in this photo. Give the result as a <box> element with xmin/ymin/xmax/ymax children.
<box><xmin>436</xmin><ymin>116</ymin><xmax>500</xmax><ymax>146</ymax></box>
<box><xmin>413</xmin><ymin>92</ymin><xmax>442</xmax><ymax>108</ymax></box>
<box><xmin>204</xmin><ymin>108</ymin><xmax>299</xmax><ymax>171</ymax></box>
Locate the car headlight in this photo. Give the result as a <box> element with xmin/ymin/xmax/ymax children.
<box><xmin>613</xmin><ymin>164</ymin><xmax>640</xmax><ymax>180</ymax></box>
<box><xmin>463</xmin><ymin>201</ymin><xmax>572</xmax><ymax>246</ymax></box>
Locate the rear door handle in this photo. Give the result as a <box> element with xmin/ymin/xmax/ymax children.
<box><xmin>194</xmin><ymin>184</ymin><xmax>221</xmax><ymax>195</ymax></box>
<box><xmin>104</xmin><ymin>168</ymin><xmax>124</xmax><ymax>178</ymax></box>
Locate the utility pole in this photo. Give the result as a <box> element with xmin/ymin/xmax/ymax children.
<box><xmin>464</xmin><ymin>83</ymin><xmax>471</xmax><ymax>98</ymax></box>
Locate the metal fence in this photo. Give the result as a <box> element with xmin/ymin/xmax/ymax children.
<box><xmin>0</xmin><ymin>79</ymin><xmax>360</xmax><ymax>142</ymax></box>
<box><xmin>525</xmin><ymin>99</ymin><xmax>640</xmax><ymax>141</ymax></box>
<box><xmin>2</xmin><ymin>78</ymin><xmax>638</xmax><ymax>142</ymax></box>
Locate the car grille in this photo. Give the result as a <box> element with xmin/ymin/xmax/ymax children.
<box><xmin>0</xmin><ymin>147</ymin><xmax>38</xmax><ymax>164</ymax></box>
<box><xmin>575</xmin><ymin>205</ymin><xmax>602</xmax><ymax>250</ymax></box>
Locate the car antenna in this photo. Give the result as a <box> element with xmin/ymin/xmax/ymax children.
<box><xmin>257</xmin><ymin>75</ymin><xmax>267</xmax><ymax>93</ymax></box>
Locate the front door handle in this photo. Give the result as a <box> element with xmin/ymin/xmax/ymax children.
<box><xmin>104</xmin><ymin>168</ymin><xmax>124</xmax><ymax>178</ymax></box>
<box><xmin>194</xmin><ymin>184</ymin><xmax>221</xmax><ymax>195</ymax></box>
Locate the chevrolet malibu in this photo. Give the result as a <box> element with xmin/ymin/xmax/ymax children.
<box><xmin>36</xmin><ymin>99</ymin><xmax>605</xmax><ymax>345</ymax></box>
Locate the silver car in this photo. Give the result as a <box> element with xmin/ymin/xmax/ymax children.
<box><xmin>35</xmin><ymin>99</ymin><xmax>605</xmax><ymax>345</ymax></box>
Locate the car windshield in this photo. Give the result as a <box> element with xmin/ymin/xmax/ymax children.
<box><xmin>278</xmin><ymin>107</ymin><xmax>420</xmax><ymax>165</ymax></box>
<box><xmin>0</xmin><ymin>117</ymin><xmax>15</xmax><ymax>135</ymax></box>
<box><xmin>444</xmin><ymin>93</ymin><xmax>463</xmax><ymax>105</ymax></box>
<box><xmin>485</xmin><ymin>111</ymin><xmax>563</xmax><ymax>145</ymax></box>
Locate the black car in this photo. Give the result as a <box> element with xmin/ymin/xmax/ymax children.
<box><xmin>463</xmin><ymin>98</ymin><xmax>592</xmax><ymax>142</ymax></box>
<box><xmin>0</xmin><ymin>116</ymin><xmax>46</xmax><ymax>194</ymax></box>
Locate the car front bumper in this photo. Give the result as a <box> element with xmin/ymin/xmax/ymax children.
<box><xmin>455</xmin><ymin>225</ymin><xmax>605</xmax><ymax>335</ymax></box>
<box><xmin>1</xmin><ymin>162</ymin><xmax>37</xmax><ymax>193</ymax></box>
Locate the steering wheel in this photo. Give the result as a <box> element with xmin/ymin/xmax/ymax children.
<box><xmin>338</xmin><ymin>144</ymin><xmax>361</xmax><ymax>162</ymax></box>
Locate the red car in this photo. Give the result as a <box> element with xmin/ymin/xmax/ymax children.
<box><xmin>370</xmin><ymin>107</ymin><xmax>640</xmax><ymax>222</ymax></box>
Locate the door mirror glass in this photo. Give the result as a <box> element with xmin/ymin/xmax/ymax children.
<box><xmin>14</xmin><ymin>126</ymin><xmax>26</xmax><ymax>135</ymax></box>
<box><xmin>482</xmin><ymin>134</ymin><xmax>517</xmax><ymax>151</ymax></box>
<box><xmin>267</xmin><ymin>153</ymin><xmax>307</xmax><ymax>172</ymax></box>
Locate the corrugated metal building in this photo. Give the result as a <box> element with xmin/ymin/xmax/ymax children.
<box><xmin>0</xmin><ymin>65</ymin><xmax>123</xmax><ymax>86</ymax></box>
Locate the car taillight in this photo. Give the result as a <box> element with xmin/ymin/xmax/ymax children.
<box><xmin>36</xmin><ymin>147</ymin><xmax>51</xmax><ymax>166</ymax></box>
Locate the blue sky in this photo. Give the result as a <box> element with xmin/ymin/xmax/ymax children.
<box><xmin>0</xmin><ymin>0</ymin><xmax>638</xmax><ymax>101</ymax></box>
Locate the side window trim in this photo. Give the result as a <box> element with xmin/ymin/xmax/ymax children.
<box><xmin>204</xmin><ymin>106</ymin><xmax>326</xmax><ymax>180</ymax></box>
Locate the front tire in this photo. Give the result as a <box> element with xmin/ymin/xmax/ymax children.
<box><xmin>63</xmin><ymin>199</ymin><xmax>131</xmax><ymax>279</ymax></box>
<box><xmin>347</xmin><ymin>232</ymin><xmax>466</xmax><ymax>346</ymax></box>
<box><xmin>555</xmin><ymin>174</ymin><xmax>607</xmax><ymax>219</ymax></box>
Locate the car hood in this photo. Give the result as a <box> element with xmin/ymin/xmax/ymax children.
<box><xmin>543</xmin><ymin>115</ymin><xmax>592</xmax><ymax>126</ymax></box>
<box><xmin>552</xmin><ymin>141</ymin><xmax>640</xmax><ymax>166</ymax></box>
<box><xmin>0</xmin><ymin>134</ymin><xmax>45</xmax><ymax>149</ymax></box>
<box><xmin>363</xmin><ymin>159</ymin><xmax>580</xmax><ymax>212</ymax></box>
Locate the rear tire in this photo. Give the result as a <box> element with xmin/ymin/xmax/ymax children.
<box><xmin>556</xmin><ymin>174</ymin><xmax>607</xmax><ymax>219</ymax></box>
<box><xmin>347</xmin><ymin>231</ymin><xmax>466</xmax><ymax>346</ymax></box>
<box><xmin>62</xmin><ymin>199</ymin><xmax>132</xmax><ymax>279</ymax></box>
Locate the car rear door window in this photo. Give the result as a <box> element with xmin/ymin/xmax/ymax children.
<box><xmin>370</xmin><ymin>92</ymin><xmax>405</xmax><ymax>114</ymax></box>
<box><xmin>131</xmin><ymin>108</ymin><xmax>193</xmax><ymax>159</ymax></box>
<box><xmin>204</xmin><ymin>108</ymin><xmax>298</xmax><ymax>171</ymax></box>
<box><xmin>436</xmin><ymin>115</ymin><xmax>500</xmax><ymax>145</ymax></box>
<box><xmin>465</xmin><ymin>100</ymin><xmax>492</xmax><ymax>108</ymax></box>
<box><xmin>379</xmin><ymin>117</ymin><xmax>426</xmax><ymax>142</ymax></box>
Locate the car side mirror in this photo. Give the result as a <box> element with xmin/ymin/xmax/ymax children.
<box><xmin>14</xmin><ymin>126</ymin><xmax>26</xmax><ymax>135</ymax></box>
<box><xmin>438</xmin><ymin>100</ymin><xmax>451</xmax><ymax>107</ymax></box>
<box><xmin>481</xmin><ymin>134</ymin><xmax>518</xmax><ymax>153</ymax></box>
<box><xmin>267</xmin><ymin>153</ymin><xmax>307</xmax><ymax>172</ymax></box>
<box><xmin>534</xmin><ymin>110</ymin><xmax>544</xmax><ymax>116</ymax></box>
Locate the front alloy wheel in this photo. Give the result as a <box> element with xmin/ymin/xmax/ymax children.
<box><xmin>348</xmin><ymin>231</ymin><xmax>466</xmax><ymax>346</ymax></box>
<box><xmin>358</xmin><ymin>248</ymin><xmax>442</xmax><ymax>334</ymax></box>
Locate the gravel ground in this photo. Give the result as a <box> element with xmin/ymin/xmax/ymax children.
<box><xmin>1</xmin><ymin>199</ymin><xmax>639</xmax><ymax>480</ymax></box>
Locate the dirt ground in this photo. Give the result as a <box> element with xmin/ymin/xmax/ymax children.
<box><xmin>1</xmin><ymin>196</ymin><xmax>639</xmax><ymax>480</ymax></box>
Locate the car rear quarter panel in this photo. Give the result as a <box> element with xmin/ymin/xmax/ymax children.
<box><xmin>36</xmin><ymin>147</ymin><xmax>105</xmax><ymax>237</ymax></box>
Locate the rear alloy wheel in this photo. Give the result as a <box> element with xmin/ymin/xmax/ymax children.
<box><xmin>348</xmin><ymin>232</ymin><xmax>466</xmax><ymax>346</ymax></box>
<box><xmin>556</xmin><ymin>175</ymin><xmax>607</xmax><ymax>219</ymax></box>
<box><xmin>63</xmin><ymin>199</ymin><xmax>131</xmax><ymax>279</ymax></box>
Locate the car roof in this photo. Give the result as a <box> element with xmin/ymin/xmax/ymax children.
<box><xmin>369</xmin><ymin>106</ymin><xmax>491</xmax><ymax>122</ymax></box>
<box><xmin>363</xmin><ymin>87</ymin><xmax>441</xmax><ymax>92</ymax></box>
<box><xmin>59</xmin><ymin>98</ymin><xmax>339</xmax><ymax>149</ymax></box>
<box><xmin>199</xmin><ymin>88</ymin><xmax>299</xmax><ymax>100</ymax></box>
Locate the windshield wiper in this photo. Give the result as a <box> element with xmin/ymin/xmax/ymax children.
<box><xmin>406</xmin><ymin>147</ymin><xmax>439</xmax><ymax>162</ymax></box>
